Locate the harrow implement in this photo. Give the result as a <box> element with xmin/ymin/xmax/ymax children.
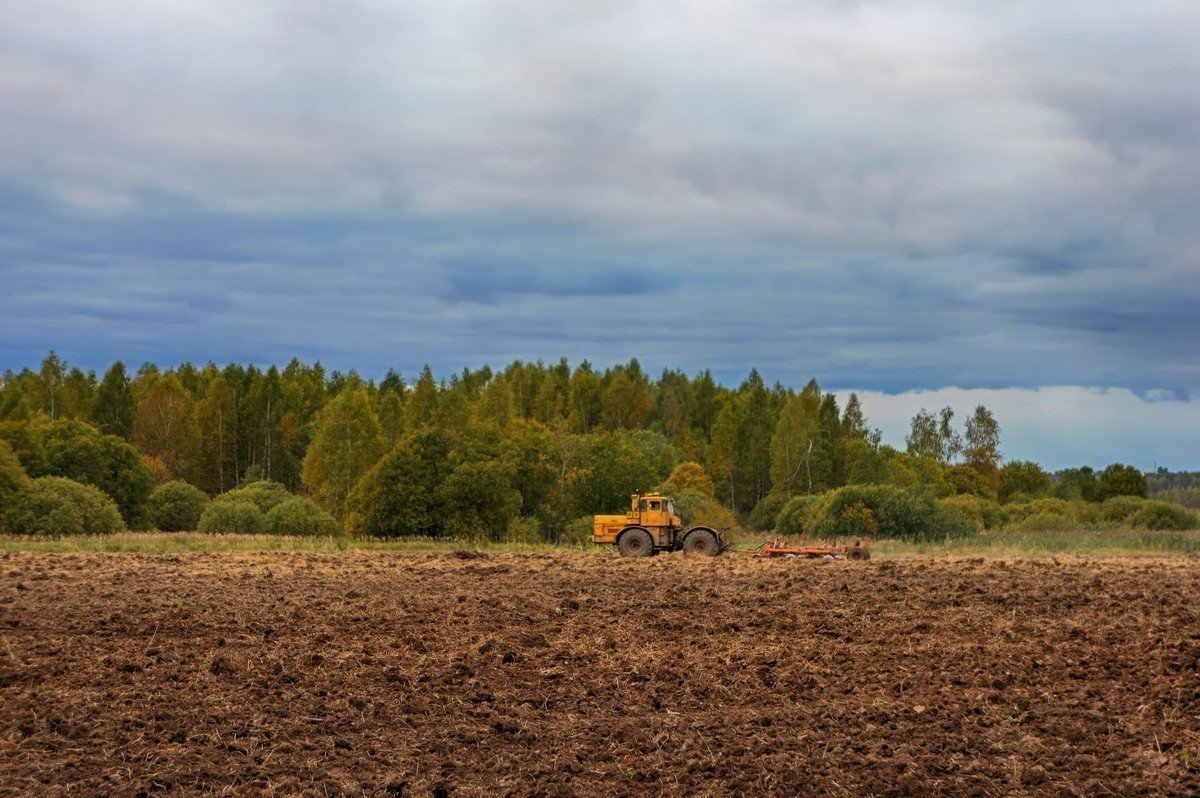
<box><xmin>748</xmin><ymin>538</ymin><xmax>871</xmax><ymax>560</ymax></box>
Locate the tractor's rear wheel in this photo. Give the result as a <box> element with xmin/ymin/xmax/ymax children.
<box><xmin>618</xmin><ymin>528</ymin><xmax>654</xmax><ymax>558</ymax></box>
<box><xmin>683</xmin><ymin>529</ymin><xmax>721</xmax><ymax>556</ymax></box>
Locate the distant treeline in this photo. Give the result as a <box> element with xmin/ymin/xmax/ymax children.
<box><xmin>1147</xmin><ymin>470</ymin><xmax>1200</xmax><ymax>510</ymax></box>
<box><xmin>0</xmin><ymin>351</ymin><xmax>1162</xmax><ymax>539</ymax></box>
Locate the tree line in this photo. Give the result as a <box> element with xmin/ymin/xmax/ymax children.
<box><xmin>0</xmin><ymin>351</ymin><xmax>1157</xmax><ymax>538</ymax></box>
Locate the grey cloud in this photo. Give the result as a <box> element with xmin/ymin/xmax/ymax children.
<box><xmin>1</xmin><ymin>0</ymin><xmax>1199</xmax><ymax>407</ymax></box>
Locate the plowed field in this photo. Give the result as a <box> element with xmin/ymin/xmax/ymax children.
<box><xmin>2</xmin><ymin>551</ymin><xmax>1198</xmax><ymax>796</ymax></box>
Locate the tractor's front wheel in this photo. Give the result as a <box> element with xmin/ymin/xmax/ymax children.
<box><xmin>618</xmin><ymin>528</ymin><xmax>654</xmax><ymax>558</ymax></box>
<box><xmin>683</xmin><ymin>529</ymin><xmax>721</xmax><ymax>556</ymax></box>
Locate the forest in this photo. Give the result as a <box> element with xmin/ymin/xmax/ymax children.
<box><xmin>0</xmin><ymin>351</ymin><xmax>1195</xmax><ymax>541</ymax></box>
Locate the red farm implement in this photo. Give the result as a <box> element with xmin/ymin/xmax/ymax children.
<box><xmin>749</xmin><ymin>538</ymin><xmax>872</xmax><ymax>560</ymax></box>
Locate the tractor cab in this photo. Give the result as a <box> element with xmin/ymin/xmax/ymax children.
<box><xmin>627</xmin><ymin>492</ymin><xmax>680</xmax><ymax>531</ymax></box>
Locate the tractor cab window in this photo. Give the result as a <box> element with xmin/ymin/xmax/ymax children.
<box><xmin>666</xmin><ymin>500</ymin><xmax>675</xmax><ymax>516</ymax></box>
<box><xmin>639</xmin><ymin>499</ymin><xmax>648</xmax><ymax>511</ymax></box>
<box><xmin>649</xmin><ymin>500</ymin><xmax>661</xmax><ymax>511</ymax></box>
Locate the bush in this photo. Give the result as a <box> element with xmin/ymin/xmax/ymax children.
<box><xmin>561</xmin><ymin>516</ymin><xmax>594</xmax><ymax>545</ymax></box>
<box><xmin>148</xmin><ymin>481</ymin><xmax>210</xmax><ymax>531</ymax></box>
<box><xmin>197</xmin><ymin>500</ymin><xmax>267</xmax><ymax>535</ymax></box>
<box><xmin>503</xmin><ymin>515</ymin><xmax>542</xmax><ymax>544</ymax></box>
<box><xmin>1008</xmin><ymin>512</ymin><xmax>1073</xmax><ymax>533</ymax></box>
<box><xmin>1127</xmin><ymin>501</ymin><xmax>1199</xmax><ymax>531</ymax></box>
<box><xmin>673</xmin><ymin>489</ymin><xmax>739</xmax><ymax>535</ymax></box>
<box><xmin>4</xmin><ymin>476</ymin><xmax>126</xmax><ymax>536</ymax></box>
<box><xmin>41</xmin><ymin>420</ymin><xmax>155</xmax><ymax>529</ymax></box>
<box><xmin>1004</xmin><ymin>498</ymin><xmax>1100</xmax><ymax>526</ymax></box>
<box><xmin>1100</xmin><ymin>496</ymin><xmax>1148</xmax><ymax>523</ymax></box>
<box><xmin>835</xmin><ymin>501</ymin><xmax>880</xmax><ymax>538</ymax></box>
<box><xmin>807</xmin><ymin>485</ymin><xmax>973</xmax><ymax>541</ymax></box>
<box><xmin>938</xmin><ymin>494</ymin><xmax>1007</xmax><ymax>533</ymax></box>
<box><xmin>0</xmin><ymin>440</ymin><xmax>30</xmax><ymax>507</ymax></box>
<box><xmin>746</xmin><ymin>493</ymin><xmax>788</xmax><ymax>531</ymax></box>
<box><xmin>774</xmin><ymin>494</ymin><xmax>826</xmax><ymax>536</ymax></box>
<box><xmin>999</xmin><ymin>497</ymin><xmax>1196</xmax><ymax>531</ymax></box>
<box><xmin>239</xmin><ymin>464</ymin><xmax>265</xmax><ymax>486</ymax></box>
<box><xmin>214</xmin><ymin>480</ymin><xmax>293</xmax><ymax>513</ymax></box>
<box><xmin>265</xmin><ymin>497</ymin><xmax>341</xmax><ymax>537</ymax></box>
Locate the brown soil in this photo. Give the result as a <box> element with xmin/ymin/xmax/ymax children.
<box><xmin>1</xmin><ymin>551</ymin><xmax>1198</xmax><ymax>797</ymax></box>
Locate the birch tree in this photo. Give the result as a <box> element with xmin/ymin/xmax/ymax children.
<box><xmin>301</xmin><ymin>384</ymin><xmax>385</xmax><ymax>516</ymax></box>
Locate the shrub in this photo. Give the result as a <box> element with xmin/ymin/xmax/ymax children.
<box><xmin>214</xmin><ymin>480</ymin><xmax>293</xmax><ymax>513</ymax></box>
<box><xmin>938</xmin><ymin>494</ymin><xmax>1006</xmax><ymax>533</ymax></box>
<box><xmin>503</xmin><ymin>515</ymin><xmax>542</xmax><ymax>544</ymax></box>
<box><xmin>148</xmin><ymin>481</ymin><xmax>210</xmax><ymax>531</ymax></box>
<box><xmin>1004</xmin><ymin>498</ymin><xmax>1099</xmax><ymax>526</ymax></box>
<box><xmin>835</xmin><ymin>501</ymin><xmax>880</xmax><ymax>538</ymax></box>
<box><xmin>1008</xmin><ymin>512</ymin><xmax>1073</xmax><ymax>533</ymax></box>
<box><xmin>4</xmin><ymin>476</ymin><xmax>125</xmax><ymax>536</ymax></box>
<box><xmin>774</xmin><ymin>494</ymin><xmax>826</xmax><ymax>536</ymax></box>
<box><xmin>807</xmin><ymin>485</ymin><xmax>973</xmax><ymax>541</ymax></box>
<box><xmin>1100</xmin><ymin>496</ymin><xmax>1148</xmax><ymax>523</ymax></box>
<box><xmin>0</xmin><ymin>440</ymin><xmax>30</xmax><ymax>507</ymax></box>
<box><xmin>1005</xmin><ymin>497</ymin><xmax>1069</xmax><ymax>521</ymax></box>
<box><xmin>1127</xmin><ymin>501</ymin><xmax>1199</xmax><ymax>531</ymax></box>
<box><xmin>41</xmin><ymin>420</ymin><xmax>155</xmax><ymax>529</ymax></box>
<box><xmin>746</xmin><ymin>493</ymin><xmax>788</xmax><ymax>531</ymax></box>
<box><xmin>561</xmin><ymin>516</ymin><xmax>594</xmax><ymax>545</ymax></box>
<box><xmin>672</xmin><ymin>488</ymin><xmax>738</xmax><ymax>534</ymax></box>
<box><xmin>671</xmin><ymin>488</ymin><xmax>709</xmax><ymax>527</ymax></box>
<box><xmin>265</xmin><ymin>497</ymin><xmax>341</xmax><ymax>537</ymax></box>
<box><xmin>239</xmin><ymin>464</ymin><xmax>265</xmax><ymax>486</ymax></box>
<box><xmin>197</xmin><ymin>500</ymin><xmax>267</xmax><ymax>535</ymax></box>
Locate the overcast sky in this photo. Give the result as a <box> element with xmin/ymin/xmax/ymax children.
<box><xmin>2</xmin><ymin>0</ymin><xmax>1198</xmax><ymax>467</ymax></box>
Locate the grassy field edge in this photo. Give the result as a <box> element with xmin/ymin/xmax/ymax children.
<box><xmin>2</xmin><ymin>527</ymin><xmax>1199</xmax><ymax>557</ymax></box>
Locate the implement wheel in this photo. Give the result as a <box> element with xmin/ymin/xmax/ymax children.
<box><xmin>845</xmin><ymin>546</ymin><xmax>871</xmax><ymax>561</ymax></box>
<box><xmin>683</xmin><ymin>529</ymin><xmax>721</xmax><ymax>557</ymax></box>
<box><xmin>618</xmin><ymin>528</ymin><xmax>654</xmax><ymax>558</ymax></box>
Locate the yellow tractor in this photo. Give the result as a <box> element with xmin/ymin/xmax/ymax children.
<box><xmin>592</xmin><ymin>492</ymin><xmax>725</xmax><ymax>557</ymax></box>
